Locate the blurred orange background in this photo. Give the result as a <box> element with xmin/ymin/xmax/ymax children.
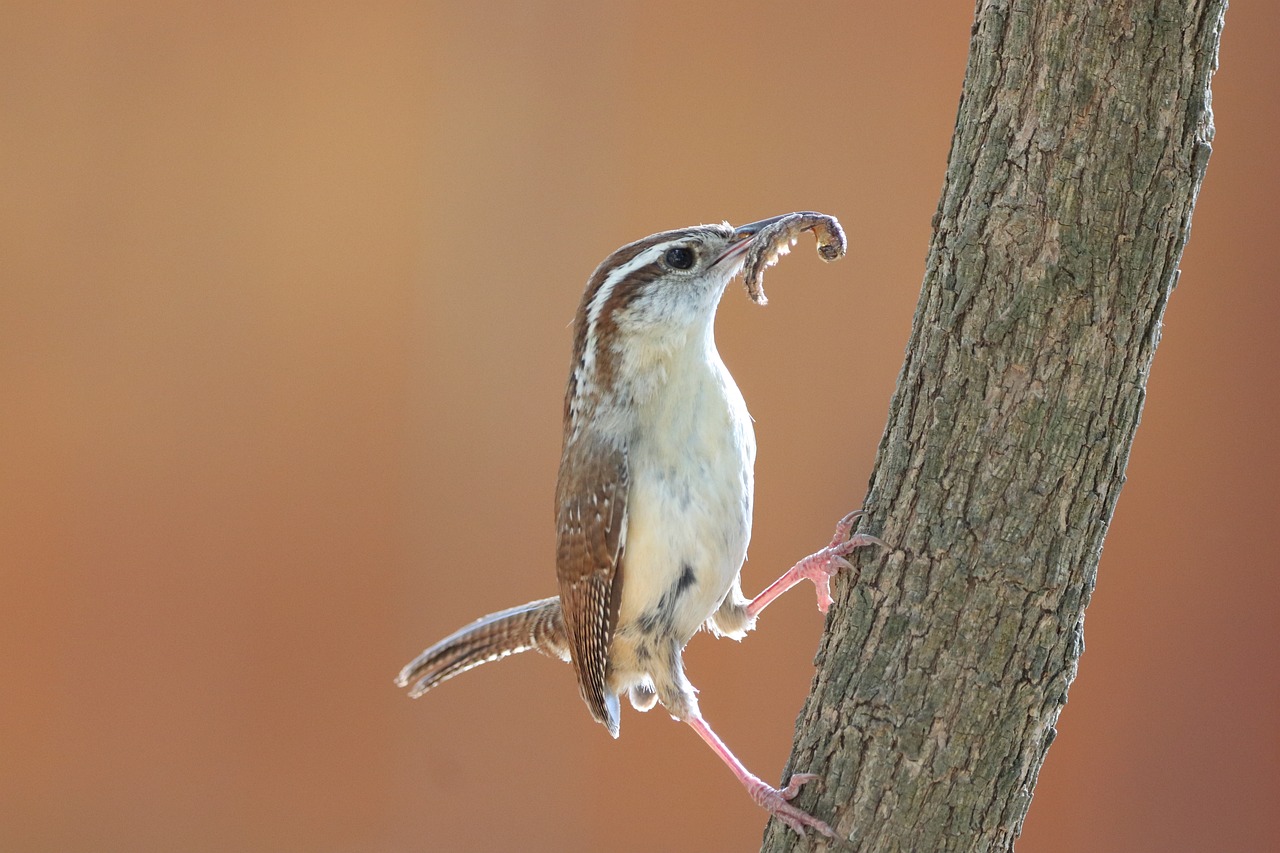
<box><xmin>2</xmin><ymin>3</ymin><xmax>1275</xmax><ymax>852</ymax></box>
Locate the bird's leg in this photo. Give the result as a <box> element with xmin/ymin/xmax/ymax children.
<box><xmin>746</xmin><ymin>510</ymin><xmax>884</xmax><ymax>620</ymax></box>
<box><xmin>682</xmin><ymin>703</ymin><xmax>834</xmax><ymax>838</ymax></box>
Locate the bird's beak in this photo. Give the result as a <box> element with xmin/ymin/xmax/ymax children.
<box><xmin>713</xmin><ymin>214</ymin><xmax>791</xmax><ymax>267</ymax></box>
<box><xmin>732</xmin><ymin>214</ymin><xmax>792</xmax><ymax>238</ymax></box>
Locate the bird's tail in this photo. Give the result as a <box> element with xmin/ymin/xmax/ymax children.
<box><xmin>396</xmin><ymin>596</ymin><xmax>569</xmax><ymax>698</ymax></box>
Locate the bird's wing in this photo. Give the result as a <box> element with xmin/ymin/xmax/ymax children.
<box><xmin>555</xmin><ymin>438</ymin><xmax>628</xmax><ymax>737</ymax></box>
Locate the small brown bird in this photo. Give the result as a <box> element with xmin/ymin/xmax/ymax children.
<box><xmin>397</xmin><ymin>213</ymin><xmax>882</xmax><ymax>836</ymax></box>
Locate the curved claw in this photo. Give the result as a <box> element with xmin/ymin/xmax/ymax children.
<box><xmin>779</xmin><ymin>772</ymin><xmax>821</xmax><ymax>799</ymax></box>
<box><xmin>745</xmin><ymin>510</ymin><xmax>888</xmax><ymax>620</ymax></box>
<box><xmin>795</xmin><ymin>544</ymin><xmax>869</xmax><ymax>614</ymax></box>
<box><xmin>831</xmin><ymin>509</ymin><xmax>868</xmax><ymax>545</ymax></box>
<box><xmin>749</xmin><ymin>774</ymin><xmax>834</xmax><ymax>838</ymax></box>
<box><xmin>803</xmin><ymin>513</ymin><xmax>887</xmax><ymax>612</ymax></box>
<box><xmin>832</xmin><ymin>533</ymin><xmax>888</xmax><ymax>558</ymax></box>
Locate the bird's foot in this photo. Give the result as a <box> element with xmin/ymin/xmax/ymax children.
<box><xmin>791</xmin><ymin>510</ymin><xmax>886</xmax><ymax>613</ymax></box>
<box><xmin>745</xmin><ymin>772</ymin><xmax>834</xmax><ymax>838</ymax></box>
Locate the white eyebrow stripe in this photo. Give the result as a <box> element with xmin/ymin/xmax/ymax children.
<box><xmin>578</xmin><ymin>243</ymin><xmax>667</xmax><ymax>388</ymax></box>
<box><xmin>584</xmin><ymin>244</ymin><xmax>667</xmax><ymax>334</ymax></box>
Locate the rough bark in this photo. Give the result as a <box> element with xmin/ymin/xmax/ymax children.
<box><xmin>762</xmin><ymin>1</ymin><xmax>1224</xmax><ymax>851</ymax></box>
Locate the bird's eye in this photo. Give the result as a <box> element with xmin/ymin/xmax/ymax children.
<box><xmin>664</xmin><ymin>246</ymin><xmax>695</xmax><ymax>270</ymax></box>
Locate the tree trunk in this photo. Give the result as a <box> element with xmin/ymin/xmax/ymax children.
<box><xmin>762</xmin><ymin>1</ymin><xmax>1225</xmax><ymax>850</ymax></box>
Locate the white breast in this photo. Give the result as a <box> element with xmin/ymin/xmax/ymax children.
<box><xmin>617</xmin><ymin>343</ymin><xmax>756</xmax><ymax>643</ymax></box>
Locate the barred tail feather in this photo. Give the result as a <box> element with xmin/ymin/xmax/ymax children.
<box><xmin>396</xmin><ymin>596</ymin><xmax>568</xmax><ymax>698</ymax></box>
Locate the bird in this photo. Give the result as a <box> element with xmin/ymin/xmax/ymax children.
<box><xmin>397</xmin><ymin>214</ymin><xmax>883</xmax><ymax>837</ymax></box>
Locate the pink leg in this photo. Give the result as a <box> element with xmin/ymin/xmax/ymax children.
<box><xmin>684</xmin><ymin>707</ymin><xmax>834</xmax><ymax>838</ymax></box>
<box><xmin>746</xmin><ymin>510</ymin><xmax>885</xmax><ymax>620</ymax></box>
